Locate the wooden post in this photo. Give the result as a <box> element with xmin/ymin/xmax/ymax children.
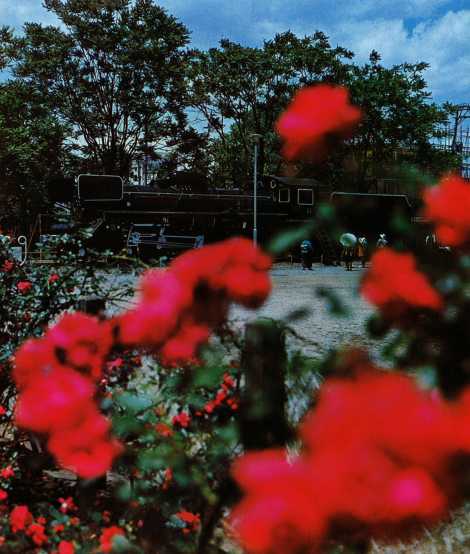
<box><xmin>240</xmin><ymin>319</ymin><xmax>290</xmax><ymax>450</ymax></box>
<box><xmin>76</xmin><ymin>295</ymin><xmax>107</xmax><ymax>514</ymax></box>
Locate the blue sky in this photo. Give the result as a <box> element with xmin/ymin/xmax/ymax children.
<box><xmin>1</xmin><ymin>0</ymin><xmax>469</xmax><ymax>103</ymax></box>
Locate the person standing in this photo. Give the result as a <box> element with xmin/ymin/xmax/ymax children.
<box><xmin>376</xmin><ymin>233</ymin><xmax>388</xmax><ymax>248</ymax></box>
<box><xmin>357</xmin><ymin>237</ymin><xmax>368</xmax><ymax>268</ymax></box>
<box><xmin>300</xmin><ymin>239</ymin><xmax>313</xmax><ymax>270</ymax></box>
<box><xmin>342</xmin><ymin>245</ymin><xmax>354</xmax><ymax>271</ymax></box>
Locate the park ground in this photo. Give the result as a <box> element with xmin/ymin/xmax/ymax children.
<box><xmin>106</xmin><ymin>261</ymin><xmax>470</xmax><ymax>553</ymax></box>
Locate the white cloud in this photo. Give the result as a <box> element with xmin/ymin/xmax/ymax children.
<box><xmin>0</xmin><ymin>0</ymin><xmax>59</xmax><ymax>28</ymax></box>
<box><xmin>329</xmin><ymin>10</ymin><xmax>470</xmax><ymax>101</ymax></box>
<box><xmin>1</xmin><ymin>1</ymin><xmax>468</xmax><ymax>102</ymax></box>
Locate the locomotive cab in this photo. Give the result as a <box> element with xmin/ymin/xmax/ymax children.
<box><xmin>266</xmin><ymin>175</ymin><xmax>319</xmax><ymax>219</ymax></box>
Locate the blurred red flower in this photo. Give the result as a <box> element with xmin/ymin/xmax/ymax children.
<box><xmin>361</xmin><ymin>248</ymin><xmax>442</xmax><ymax>316</ymax></box>
<box><xmin>10</xmin><ymin>505</ymin><xmax>33</xmax><ymax>532</ymax></box>
<box><xmin>26</xmin><ymin>522</ymin><xmax>48</xmax><ymax>546</ymax></box>
<box><xmin>48</xmin><ymin>273</ymin><xmax>60</xmax><ymax>284</ymax></box>
<box><xmin>276</xmin><ymin>84</ymin><xmax>361</xmax><ymax>161</ymax></box>
<box><xmin>57</xmin><ymin>541</ymin><xmax>75</xmax><ymax>554</ymax></box>
<box><xmin>423</xmin><ymin>174</ymin><xmax>470</xmax><ymax>246</ymax></box>
<box><xmin>118</xmin><ymin>237</ymin><xmax>271</xmax><ymax>366</ymax></box>
<box><xmin>15</xmin><ymin>367</ymin><xmax>95</xmax><ymax>434</ymax></box>
<box><xmin>176</xmin><ymin>510</ymin><xmax>201</xmax><ymax>534</ymax></box>
<box><xmin>99</xmin><ymin>526</ymin><xmax>125</xmax><ymax>553</ymax></box>
<box><xmin>172</xmin><ymin>412</ymin><xmax>191</xmax><ymax>429</ymax></box>
<box><xmin>155</xmin><ymin>422</ymin><xmax>174</xmax><ymax>437</ymax></box>
<box><xmin>17</xmin><ymin>281</ymin><xmax>32</xmax><ymax>294</ymax></box>
<box><xmin>47</xmin><ymin>313</ymin><xmax>113</xmax><ymax>381</ymax></box>
<box><xmin>1</xmin><ymin>259</ymin><xmax>14</xmax><ymax>272</ymax></box>
<box><xmin>231</xmin><ymin>362</ymin><xmax>470</xmax><ymax>552</ymax></box>
<box><xmin>58</xmin><ymin>496</ymin><xmax>77</xmax><ymax>514</ymax></box>
<box><xmin>230</xmin><ymin>450</ymin><xmax>325</xmax><ymax>553</ymax></box>
<box><xmin>48</xmin><ymin>412</ymin><xmax>122</xmax><ymax>479</ymax></box>
<box><xmin>0</xmin><ymin>466</ymin><xmax>14</xmax><ymax>479</ymax></box>
<box><xmin>0</xmin><ymin>489</ymin><xmax>7</xmax><ymax>501</ymax></box>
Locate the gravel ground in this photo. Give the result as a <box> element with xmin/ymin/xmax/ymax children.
<box><xmin>105</xmin><ymin>261</ymin><xmax>380</xmax><ymax>357</ymax></box>
<box><xmin>230</xmin><ymin>261</ymin><xmax>378</xmax><ymax>358</ymax></box>
<box><xmin>105</xmin><ymin>261</ymin><xmax>379</xmax><ymax>359</ymax></box>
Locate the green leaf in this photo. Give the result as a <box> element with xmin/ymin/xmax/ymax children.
<box><xmin>192</xmin><ymin>363</ymin><xmax>227</xmax><ymax>388</ymax></box>
<box><xmin>267</xmin><ymin>222</ymin><xmax>315</xmax><ymax>256</ymax></box>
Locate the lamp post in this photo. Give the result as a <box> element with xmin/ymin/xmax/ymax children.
<box><xmin>250</xmin><ymin>134</ymin><xmax>262</xmax><ymax>245</ymax></box>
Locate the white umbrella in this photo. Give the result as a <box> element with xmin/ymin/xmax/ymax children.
<box><xmin>339</xmin><ymin>233</ymin><xmax>357</xmax><ymax>247</ymax></box>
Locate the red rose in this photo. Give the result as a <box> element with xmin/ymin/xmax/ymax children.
<box><xmin>48</xmin><ymin>273</ymin><xmax>60</xmax><ymax>284</ymax></box>
<box><xmin>1</xmin><ymin>259</ymin><xmax>14</xmax><ymax>272</ymax></box>
<box><xmin>15</xmin><ymin>367</ymin><xmax>95</xmax><ymax>434</ymax></box>
<box><xmin>1</xmin><ymin>466</ymin><xmax>14</xmax><ymax>479</ymax></box>
<box><xmin>155</xmin><ymin>422</ymin><xmax>173</xmax><ymax>437</ymax></box>
<box><xmin>172</xmin><ymin>412</ymin><xmax>191</xmax><ymax>429</ymax></box>
<box><xmin>58</xmin><ymin>541</ymin><xmax>75</xmax><ymax>554</ymax></box>
<box><xmin>47</xmin><ymin>312</ymin><xmax>113</xmax><ymax>380</ymax></box>
<box><xmin>361</xmin><ymin>248</ymin><xmax>442</xmax><ymax>316</ymax></box>
<box><xmin>275</xmin><ymin>84</ymin><xmax>361</xmax><ymax>161</ymax></box>
<box><xmin>26</xmin><ymin>522</ymin><xmax>47</xmax><ymax>546</ymax></box>
<box><xmin>17</xmin><ymin>281</ymin><xmax>32</xmax><ymax>294</ymax></box>
<box><xmin>423</xmin><ymin>174</ymin><xmax>470</xmax><ymax>246</ymax></box>
<box><xmin>48</xmin><ymin>412</ymin><xmax>122</xmax><ymax>479</ymax></box>
<box><xmin>0</xmin><ymin>489</ymin><xmax>8</xmax><ymax>502</ymax></box>
<box><xmin>58</xmin><ymin>496</ymin><xmax>77</xmax><ymax>514</ymax></box>
<box><xmin>10</xmin><ymin>505</ymin><xmax>33</xmax><ymax>532</ymax></box>
<box><xmin>99</xmin><ymin>526</ymin><xmax>125</xmax><ymax>553</ymax></box>
<box><xmin>176</xmin><ymin>510</ymin><xmax>201</xmax><ymax>533</ymax></box>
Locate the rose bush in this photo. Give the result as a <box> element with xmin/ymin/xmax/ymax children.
<box><xmin>2</xmin><ymin>84</ymin><xmax>470</xmax><ymax>554</ymax></box>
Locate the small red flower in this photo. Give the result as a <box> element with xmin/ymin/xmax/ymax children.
<box><xmin>1</xmin><ymin>466</ymin><xmax>14</xmax><ymax>479</ymax></box>
<box><xmin>423</xmin><ymin>174</ymin><xmax>470</xmax><ymax>246</ymax></box>
<box><xmin>17</xmin><ymin>280</ymin><xmax>32</xmax><ymax>294</ymax></box>
<box><xmin>53</xmin><ymin>523</ymin><xmax>65</xmax><ymax>534</ymax></box>
<box><xmin>0</xmin><ymin>489</ymin><xmax>8</xmax><ymax>501</ymax></box>
<box><xmin>58</xmin><ymin>496</ymin><xmax>77</xmax><ymax>514</ymax></box>
<box><xmin>162</xmin><ymin>467</ymin><xmax>173</xmax><ymax>491</ymax></box>
<box><xmin>176</xmin><ymin>510</ymin><xmax>201</xmax><ymax>534</ymax></box>
<box><xmin>155</xmin><ymin>422</ymin><xmax>174</xmax><ymax>437</ymax></box>
<box><xmin>48</xmin><ymin>273</ymin><xmax>60</xmax><ymax>284</ymax></box>
<box><xmin>276</xmin><ymin>84</ymin><xmax>361</xmax><ymax>161</ymax></box>
<box><xmin>223</xmin><ymin>373</ymin><xmax>236</xmax><ymax>389</ymax></box>
<box><xmin>106</xmin><ymin>357</ymin><xmax>123</xmax><ymax>371</ymax></box>
<box><xmin>0</xmin><ymin>406</ymin><xmax>6</xmax><ymax>416</ymax></box>
<box><xmin>99</xmin><ymin>526</ymin><xmax>125</xmax><ymax>553</ymax></box>
<box><xmin>361</xmin><ymin>248</ymin><xmax>443</xmax><ymax>317</ymax></box>
<box><xmin>10</xmin><ymin>505</ymin><xmax>33</xmax><ymax>532</ymax></box>
<box><xmin>58</xmin><ymin>541</ymin><xmax>75</xmax><ymax>554</ymax></box>
<box><xmin>172</xmin><ymin>412</ymin><xmax>191</xmax><ymax>429</ymax></box>
<box><xmin>1</xmin><ymin>259</ymin><xmax>14</xmax><ymax>272</ymax></box>
<box><xmin>26</xmin><ymin>522</ymin><xmax>48</xmax><ymax>546</ymax></box>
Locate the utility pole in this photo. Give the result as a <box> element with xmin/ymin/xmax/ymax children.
<box><xmin>250</xmin><ymin>134</ymin><xmax>262</xmax><ymax>245</ymax></box>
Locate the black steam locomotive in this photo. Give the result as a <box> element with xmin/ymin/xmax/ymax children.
<box><xmin>46</xmin><ymin>173</ymin><xmax>414</xmax><ymax>260</ymax></box>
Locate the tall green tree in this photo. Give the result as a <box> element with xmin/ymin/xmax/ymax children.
<box><xmin>188</xmin><ymin>31</ymin><xmax>353</xmax><ymax>186</ymax></box>
<box><xmin>345</xmin><ymin>51</ymin><xmax>456</xmax><ymax>191</ymax></box>
<box><xmin>2</xmin><ymin>0</ymin><xmax>190</xmax><ymax>177</ymax></box>
<box><xmin>0</xmin><ymin>80</ymin><xmax>71</xmax><ymax>231</ymax></box>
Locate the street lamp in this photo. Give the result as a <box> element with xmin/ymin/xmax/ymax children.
<box><xmin>250</xmin><ymin>134</ymin><xmax>262</xmax><ymax>245</ymax></box>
